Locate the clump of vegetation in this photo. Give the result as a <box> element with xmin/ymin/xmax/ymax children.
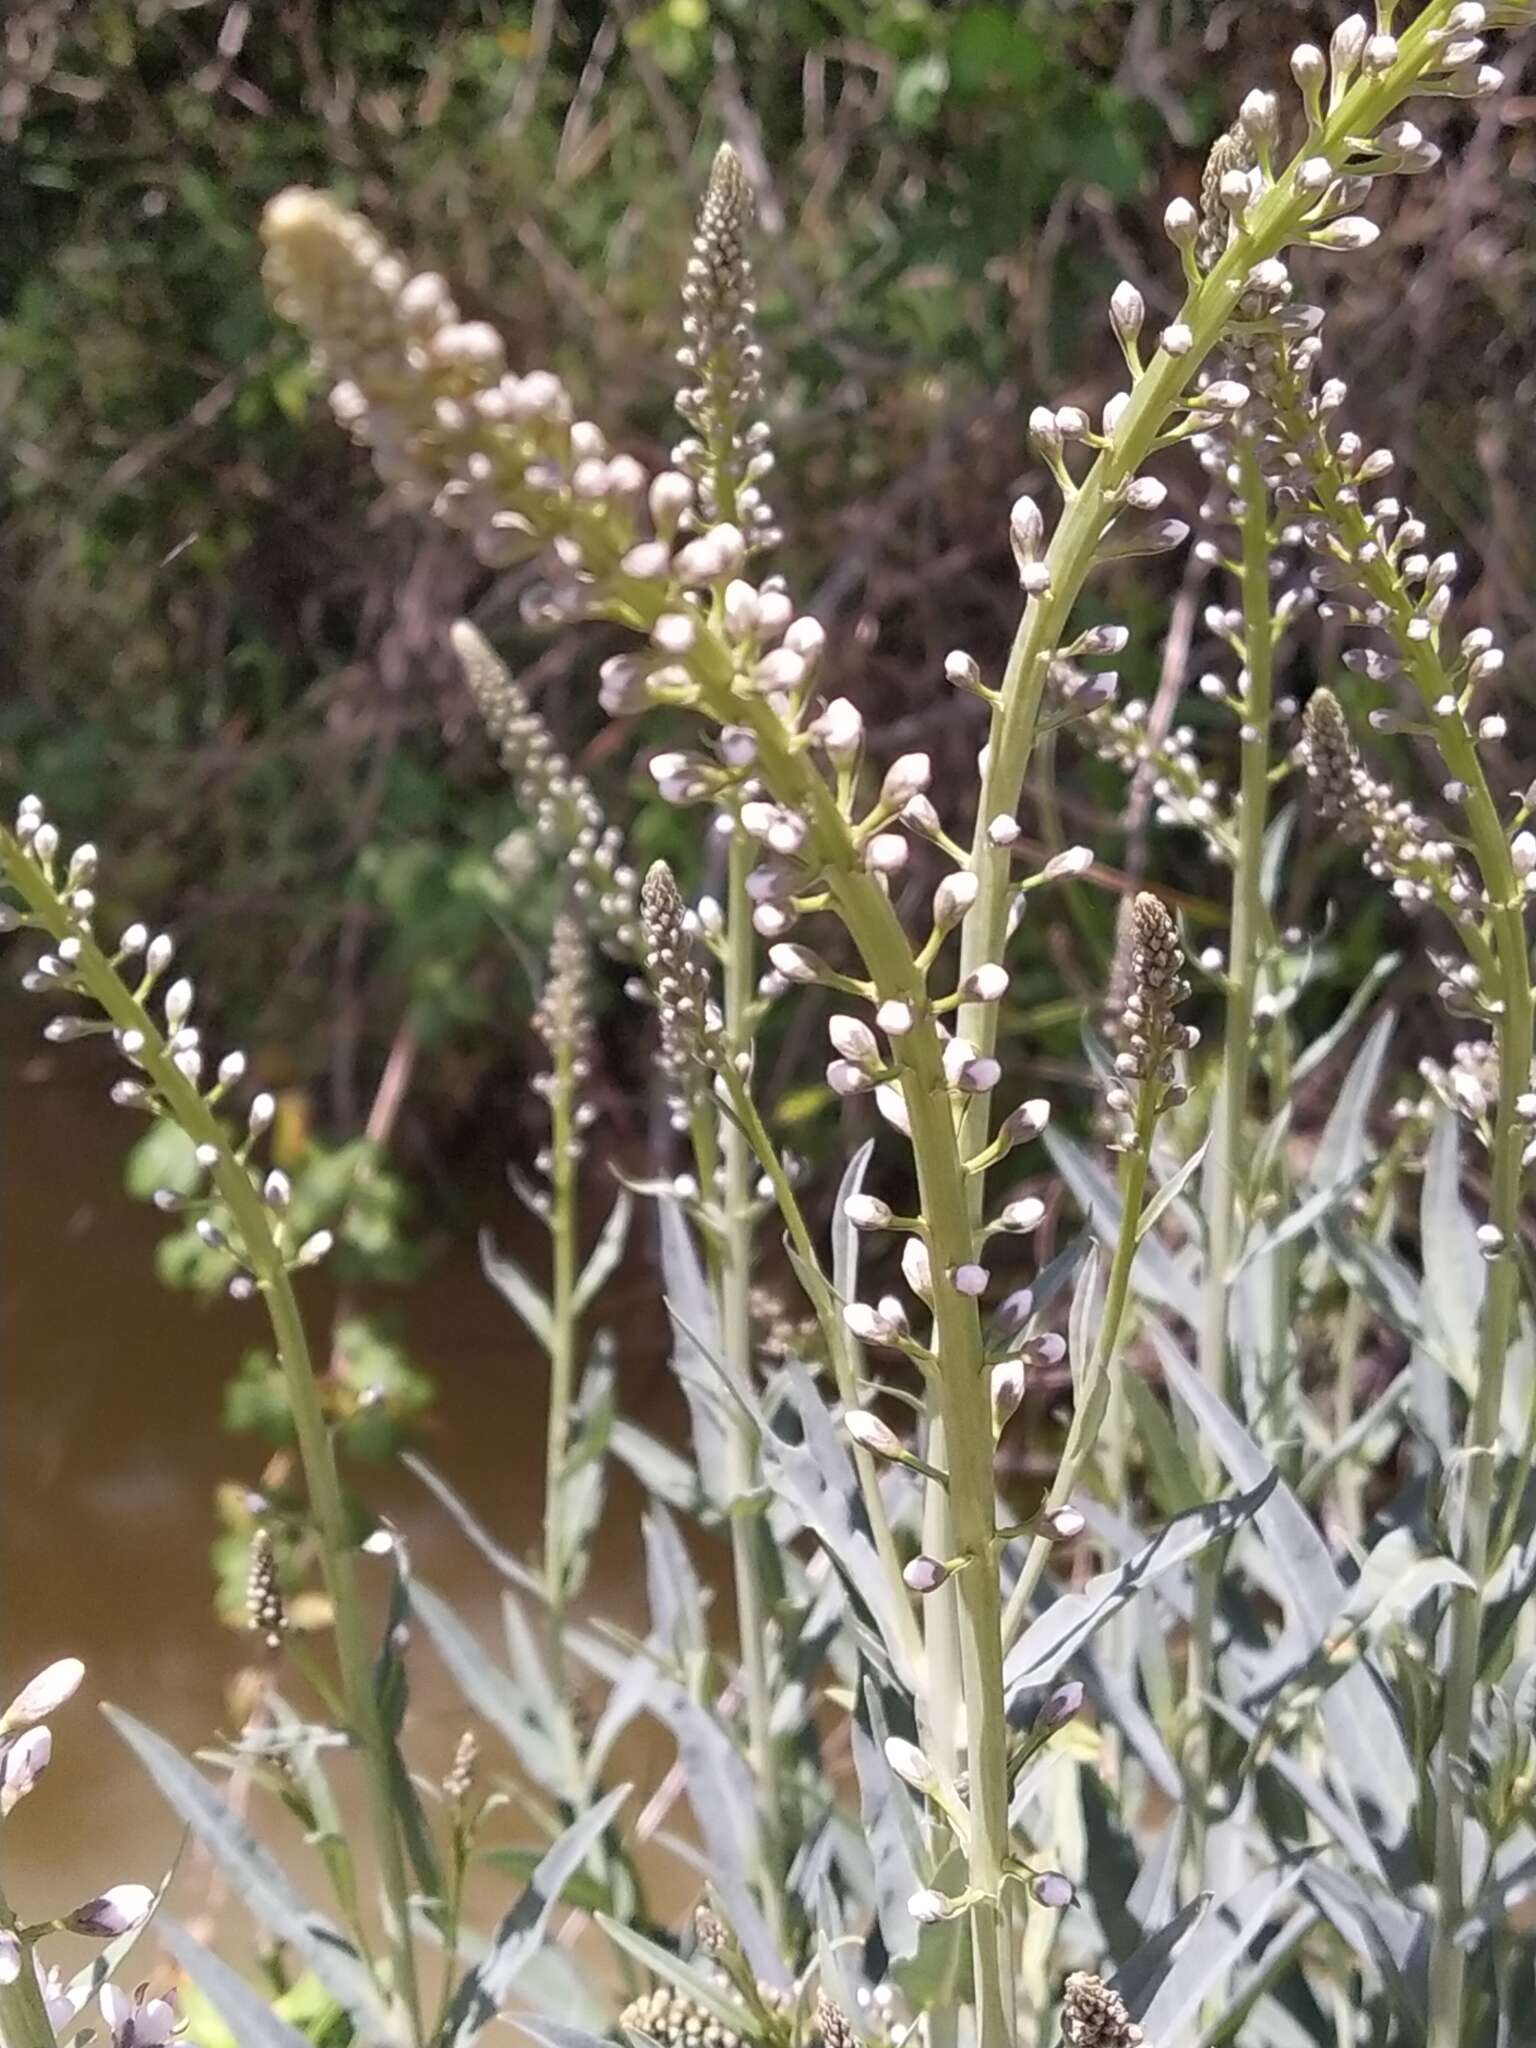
<box><xmin>3</xmin><ymin>7</ymin><xmax>1536</xmax><ymax>2048</ymax></box>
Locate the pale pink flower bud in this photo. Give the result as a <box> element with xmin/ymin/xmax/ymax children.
<box><xmin>0</xmin><ymin>1727</ymin><xmax>52</xmax><ymax>1814</ymax></box>
<box><xmin>903</xmin><ymin>1556</ymin><xmax>951</xmax><ymax>1594</ymax></box>
<box><xmin>844</xmin><ymin>1194</ymin><xmax>893</xmax><ymax>1232</ymax></box>
<box><xmin>65</xmin><ymin>1884</ymin><xmax>156</xmax><ymax>1937</ymax></box>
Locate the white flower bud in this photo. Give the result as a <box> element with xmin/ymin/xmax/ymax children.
<box><xmin>263</xmin><ymin>1171</ymin><xmax>291</xmax><ymax>1210</ymax></box>
<box><xmin>908</xmin><ymin>1888</ymin><xmax>954</xmax><ymax>1925</ymax></box>
<box><xmin>1039</xmin><ymin>1504</ymin><xmax>1086</xmax><ymax>1541</ymax></box>
<box><xmin>1161</xmin><ymin>322</ymin><xmax>1193</xmax><ymax>356</ymax></box>
<box><xmin>866</xmin><ymin>832</ymin><xmax>910</xmax><ymax>875</ymax></box>
<box><xmin>951</xmin><ymin>1262</ymin><xmax>989</xmax><ymax>1297</ymax></box>
<box><xmin>648</xmin><ymin>470</ymin><xmax>694</xmax><ymax>532</ymax></box>
<box><xmin>2</xmin><ymin>1659</ymin><xmax>84</xmax><ymax>1732</ymax></box>
<box><xmin>119</xmin><ymin>923</ymin><xmax>148</xmax><ymax>956</ymax></box>
<box><xmin>810</xmin><ymin>697</ymin><xmax>864</xmax><ymax>762</ymax></box>
<box><xmin>294</xmin><ymin>1230</ymin><xmax>334</xmax><ymax>1268</ymax></box>
<box><xmin>1109</xmin><ymin>280</ymin><xmax>1144</xmax><ymax>344</ymax></box>
<box><xmin>933</xmin><ymin>870</ymin><xmax>979</xmax><ymax>930</ymax></box>
<box><xmin>902</xmin><ymin>1236</ymin><xmax>933</xmax><ymax>1300</ymax></box>
<box><xmin>145</xmin><ymin>933</ymin><xmax>175</xmax><ymax>975</ymax></box>
<box><xmin>1363</xmin><ymin>32</ymin><xmax>1398</xmax><ymax>73</ymax></box>
<box><xmin>248</xmin><ymin>1092</ymin><xmax>276</xmax><ymax>1133</ymax></box>
<box><xmin>217</xmin><ymin>1051</ymin><xmax>247</xmax><ymax>1086</ymax></box>
<box><xmin>829</xmin><ymin>1015</ymin><xmax>880</xmax><ymax>1064</ymax></box>
<box><xmin>844</xmin><ymin>1302</ymin><xmax>897</xmax><ymax>1344</ymax></box>
<box><xmin>1197</xmin><ymin>380</ymin><xmax>1251</xmax><ymax>414</ymax></box>
<box><xmin>845</xmin><ymin>1410</ymin><xmax>903</xmax><ymax>1459</ymax></box>
<box><xmin>1330</xmin><ymin>14</ymin><xmax>1368</xmax><ymax>80</ymax></box>
<box><xmin>988</xmin><ymin>814</ymin><xmax>1020</xmax><ymax>848</ymax></box>
<box><xmin>1003</xmin><ymin>1098</ymin><xmax>1052</xmax><ymax>1146</ymax></box>
<box><xmin>768</xmin><ymin>944</ymin><xmax>823</xmax><ymax>984</ymax></box>
<box><xmin>844</xmin><ymin>1194</ymin><xmax>893</xmax><ymax>1232</ymax></box>
<box><xmin>1164</xmin><ymin>198</ymin><xmax>1198</xmax><ymax>247</ymax></box>
<box><xmin>875</xmin><ymin>1084</ymin><xmax>911</xmax><ymax>1136</ymax></box>
<box><xmin>1239</xmin><ymin>88</ymin><xmax>1280</xmax><ymax>149</ymax></box>
<box><xmin>999</xmin><ymin>1196</ymin><xmax>1046</xmax><ymax>1233</ymax></box>
<box><xmin>881</xmin><ymin>753</ymin><xmax>932</xmax><ymax>807</ymax></box>
<box><xmin>1009</xmin><ymin>494</ymin><xmax>1045</xmax><ymax>564</ymax></box>
<box><xmin>163</xmin><ymin>978</ymin><xmax>194</xmax><ymax>1027</ymax></box>
<box><xmin>883</xmin><ymin>1736</ymin><xmax>937</xmax><ymax>1791</ymax></box>
<box><xmin>827</xmin><ymin>1059</ymin><xmax>875</xmax><ymax>1097</ymax></box>
<box><xmin>877</xmin><ymin>999</ymin><xmax>915</xmax><ymax>1038</ymax></box>
<box><xmin>652</xmin><ymin>611</ymin><xmax>698</xmax><ymax>655</ymax></box>
<box><xmin>991</xmin><ymin>1357</ymin><xmax>1027</xmax><ymax>1431</ymax></box>
<box><xmin>962</xmin><ymin>963</ymin><xmax>1009</xmax><ymax>1002</ymax></box>
<box><xmin>1311</xmin><ymin>217</ymin><xmax>1380</xmax><ymax>252</ymax></box>
<box><xmin>945</xmin><ymin>649</ymin><xmax>982</xmax><ymax>692</ymax></box>
<box><xmin>1043</xmin><ymin>845</ymin><xmax>1094</xmax><ymax>880</ymax></box>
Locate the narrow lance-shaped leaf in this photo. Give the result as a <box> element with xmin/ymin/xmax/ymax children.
<box><xmin>102</xmin><ymin>1706</ymin><xmax>389</xmax><ymax>2036</ymax></box>
<box><xmin>480</xmin><ymin>1229</ymin><xmax>554</xmax><ymax>1353</ymax></box>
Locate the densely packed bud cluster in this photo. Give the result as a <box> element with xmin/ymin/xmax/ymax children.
<box><xmin>676</xmin><ymin>144</ymin><xmax>779</xmax><ymax>552</ymax></box>
<box><xmin>451</xmin><ymin>623</ymin><xmax>638</xmax><ymax>956</ymax></box>
<box><xmin>246</xmin><ymin>1527</ymin><xmax>287</xmax><ymax>1650</ymax></box>
<box><xmin>1102</xmin><ymin>893</ymin><xmax>1196</xmax><ymax>1144</ymax></box>
<box><xmin>1297</xmin><ymin>689</ymin><xmax>1466</xmax><ymax>919</ymax></box>
<box><xmin>531</xmin><ymin>913</ymin><xmax>599</xmax><ymax>1170</ymax></box>
<box><xmin>619</xmin><ymin>1986</ymin><xmax>744</xmax><ymax>2048</ymax></box>
<box><xmin>1060</xmin><ymin>1971</ymin><xmax>1144</xmax><ymax>2048</ymax></box>
<box><xmin>639</xmin><ymin>861</ymin><xmax>722</xmax><ymax>1131</ymax></box>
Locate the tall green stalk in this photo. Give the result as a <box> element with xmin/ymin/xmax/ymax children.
<box><xmin>1187</xmin><ymin>438</ymin><xmax>1277</xmax><ymax>1873</ymax></box>
<box><xmin>720</xmin><ymin>827</ymin><xmax>789</xmax><ymax>1945</ymax></box>
<box><xmin>0</xmin><ymin>828</ymin><xmax>424</xmax><ymax>2048</ymax></box>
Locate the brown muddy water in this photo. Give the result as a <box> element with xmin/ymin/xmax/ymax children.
<box><xmin>0</xmin><ymin>998</ymin><xmax>691</xmax><ymax>1957</ymax></box>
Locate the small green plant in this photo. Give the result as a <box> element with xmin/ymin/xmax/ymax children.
<box><xmin>4</xmin><ymin>6</ymin><xmax>1536</xmax><ymax>2048</ymax></box>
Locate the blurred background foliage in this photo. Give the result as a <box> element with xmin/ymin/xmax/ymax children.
<box><xmin>4</xmin><ymin>0</ymin><xmax>1535</xmax><ymax>1175</ymax></box>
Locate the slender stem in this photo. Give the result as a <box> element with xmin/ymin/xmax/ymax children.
<box><xmin>0</xmin><ymin>832</ymin><xmax>424</xmax><ymax>2048</ymax></box>
<box><xmin>1186</xmin><ymin>438</ymin><xmax>1276</xmax><ymax>1881</ymax></box>
<box><xmin>720</xmin><ymin>827</ymin><xmax>788</xmax><ymax>1946</ymax></box>
<box><xmin>543</xmin><ymin>1023</ymin><xmax>582</xmax><ymax>1763</ymax></box>
<box><xmin>1000</xmin><ymin>1078</ymin><xmax>1158</xmax><ymax>1647</ymax></box>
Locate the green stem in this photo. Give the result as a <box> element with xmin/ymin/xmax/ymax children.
<box><xmin>1186</xmin><ymin>437</ymin><xmax>1276</xmax><ymax>1881</ymax></box>
<box><xmin>720</xmin><ymin>827</ymin><xmax>788</xmax><ymax>1948</ymax></box>
<box><xmin>0</xmin><ymin>831</ymin><xmax>423</xmax><ymax>2048</ymax></box>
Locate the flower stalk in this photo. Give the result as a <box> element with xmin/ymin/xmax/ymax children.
<box><xmin>0</xmin><ymin>824</ymin><xmax>424</xmax><ymax>2048</ymax></box>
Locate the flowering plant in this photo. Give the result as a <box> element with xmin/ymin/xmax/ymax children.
<box><xmin>4</xmin><ymin>7</ymin><xmax>1536</xmax><ymax>2048</ymax></box>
